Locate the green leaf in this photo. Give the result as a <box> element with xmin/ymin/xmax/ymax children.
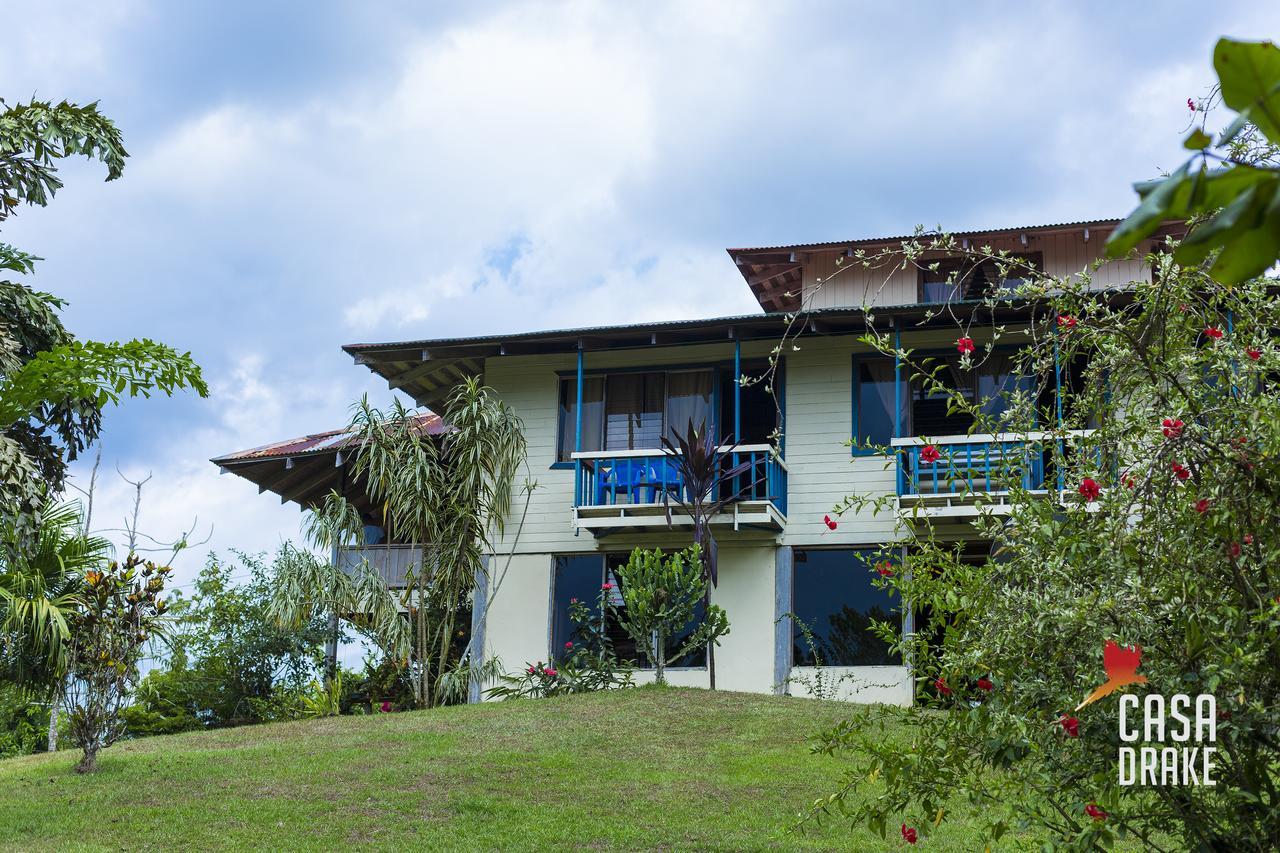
<box><xmin>1105</xmin><ymin>162</ymin><xmax>1191</xmax><ymax>257</ymax></box>
<box><xmin>1208</xmin><ymin>190</ymin><xmax>1280</xmax><ymax>283</ymax></box>
<box><xmin>1214</xmin><ymin>38</ymin><xmax>1280</xmax><ymax>145</ymax></box>
<box><xmin>1183</xmin><ymin>128</ymin><xmax>1213</xmax><ymax>150</ymax></box>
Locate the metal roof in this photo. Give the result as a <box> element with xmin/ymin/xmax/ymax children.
<box><xmin>211</xmin><ymin>412</ymin><xmax>446</xmax><ymax>466</ymax></box>
<box><xmin>724</xmin><ymin>218</ymin><xmax>1127</xmax><ymax>255</ymax></box>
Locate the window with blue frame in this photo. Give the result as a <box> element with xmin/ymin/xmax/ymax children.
<box><xmin>550</xmin><ymin>553</ymin><xmax>708</xmax><ymax>667</ymax></box>
<box><xmin>556</xmin><ymin>369</ymin><xmax>713</xmax><ymax>462</ymax></box>
<box><xmin>852</xmin><ymin>355</ymin><xmax>903</xmax><ymax>452</ymax></box>
<box><xmin>918</xmin><ymin>253</ymin><xmax>1043</xmax><ymax>303</ymax></box>
<box><xmin>792</xmin><ymin>548</ymin><xmax>900</xmax><ymax>667</ymax></box>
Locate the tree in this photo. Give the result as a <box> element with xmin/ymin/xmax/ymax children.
<box><xmin>612</xmin><ymin>546</ymin><xmax>729</xmax><ymax>685</ymax></box>
<box><xmin>130</xmin><ymin>551</ymin><xmax>330</xmax><ymax>731</ymax></box>
<box><xmin>0</xmin><ymin>98</ymin><xmax>207</xmax><ymax>542</ymax></box>
<box><xmin>1107</xmin><ymin>38</ymin><xmax>1280</xmax><ymax>283</ymax></box>
<box><xmin>0</xmin><ymin>501</ymin><xmax>110</xmax><ymax>750</ymax></box>
<box><xmin>63</xmin><ymin>554</ymin><xmax>170</xmax><ymax>773</ymax></box>
<box><xmin>345</xmin><ymin>378</ymin><xmax>525</xmax><ymax>708</ymax></box>
<box><xmin>659</xmin><ymin>419</ymin><xmax>754</xmax><ymax>689</ymax></box>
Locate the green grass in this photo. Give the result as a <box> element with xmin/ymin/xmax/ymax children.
<box><xmin>0</xmin><ymin>687</ymin><xmax>1017</xmax><ymax>851</ymax></box>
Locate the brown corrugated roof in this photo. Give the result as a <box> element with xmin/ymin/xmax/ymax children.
<box><xmin>725</xmin><ymin>218</ymin><xmax>1126</xmax><ymax>255</ymax></box>
<box><xmin>211</xmin><ymin>412</ymin><xmax>446</xmax><ymax>466</ymax></box>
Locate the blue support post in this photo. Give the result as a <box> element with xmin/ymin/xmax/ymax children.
<box><xmin>574</xmin><ymin>346</ymin><xmax>584</xmax><ymax>508</ymax></box>
<box><xmin>733</xmin><ymin>335</ymin><xmax>742</xmax><ymax>494</ymax></box>
<box><xmin>894</xmin><ymin>324</ymin><xmax>905</xmax><ymax>495</ymax></box>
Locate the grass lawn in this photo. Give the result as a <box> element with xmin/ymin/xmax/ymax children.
<box><xmin>0</xmin><ymin>687</ymin><xmax>1026</xmax><ymax>851</ymax></box>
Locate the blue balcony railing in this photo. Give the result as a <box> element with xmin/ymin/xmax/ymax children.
<box><xmin>572</xmin><ymin>445</ymin><xmax>787</xmax><ymax>517</ymax></box>
<box><xmin>891</xmin><ymin>432</ymin><xmax>1097</xmax><ymax>499</ymax></box>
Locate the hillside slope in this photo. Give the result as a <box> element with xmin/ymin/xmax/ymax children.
<box><xmin>0</xmin><ymin>687</ymin><xmax>991</xmax><ymax>851</ymax></box>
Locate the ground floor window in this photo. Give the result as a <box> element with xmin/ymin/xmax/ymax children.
<box><xmin>792</xmin><ymin>548</ymin><xmax>900</xmax><ymax>667</ymax></box>
<box><xmin>551</xmin><ymin>553</ymin><xmax>708</xmax><ymax>668</ymax></box>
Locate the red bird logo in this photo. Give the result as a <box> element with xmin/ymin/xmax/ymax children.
<box><xmin>1076</xmin><ymin>640</ymin><xmax>1147</xmax><ymax>711</ymax></box>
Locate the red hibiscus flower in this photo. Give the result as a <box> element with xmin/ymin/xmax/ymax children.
<box><xmin>901</xmin><ymin>824</ymin><xmax>918</xmax><ymax>844</ymax></box>
<box><xmin>956</xmin><ymin>336</ymin><xmax>975</xmax><ymax>354</ymax></box>
<box><xmin>1230</xmin><ymin>542</ymin><xmax>1242</xmax><ymax>558</ymax></box>
<box><xmin>1204</xmin><ymin>325</ymin><xmax>1224</xmax><ymax>340</ymax></box>
<box><xmin>1172</xmin><ymin>462</ymin><xmax>1190</xmax><ymax>481</ymax></box>
<box><xmin>934</xmin><ymin>677</ymin><xmax>952</xmax><ymax>696</ymax></box>
<box><xmin>1187</xmin><ymin>97</ymin><xmax>1196</xmax><ymax>111</ymax></box>
<box><xmin>1161</xmin><ymin>417</ymin><xmax>1184</xmax><ymax>438</ymax></box>
<box><xmin>1194</xmin><ymin>498</ymin><xmax>1210</xmax><ymax>514</ymax></box>
<box><xmin>602</xmin><ymin>582</ymin><xmax>614</xmax><ymax>591</ymax></box>
<box><xmin>1078</xmin><ymin>478</ymin><xmax>1101</xmax><ymax>502</ymax></box>
<box><xmin>380</xmin><ymin>700</ymin><xmax>392</xmax><ymax>713</ymax></box>
<box><xmin>1246</xmin><ymin>347</ymin><xmax>1262</xmax><ymax>361</ymax></box>
<box><xmin>564</xmin><ymin>641</ymin><xmax>574</xmax><ymax>650</ymax></box>
<box><xmin>527</xmin><ymin>665</ymin><xmax>537</xmax><ymax>675</ymax></box>
<box><xmin>920</xmin><ymin>444</ymin><xmax>941</xmax><ymax>464</ymax></box>
<box><xmin>1122</xmin><ymin>472</ymin><xmax>1137</xmax><ymax>490</ymax></box>
<box><xmin>877</xmin><ymin>563</ymin><xmax>894</xmax><ymax>578</ymax></box>
<box><xmin>1244</xmin><ymin>533</ymin><xmax>1254</xmax><ymax>545</ymax></box>
<box><xmin>1060</xmin><ymin>715</ymin><xmax>1080</xmax><ymax>737</ymax></box>
<box><xmin>1085</xmin><ymin>804</ymin><xmax>1107</xmax><ymax>821</ymax></box>
<box><xmin>976</xmin><ymin>677</ymin><xmax>994</xmax><ymax>692</ymax></box>
<box><xmin>823</xmin><ymin>514</ymin><xmax>838</xmax><ymax>530</ymax></box>
<box><xmin>1057</xmin><ymin>314</ymin><xmax>1077</xmax><ymax>331</ymax></box>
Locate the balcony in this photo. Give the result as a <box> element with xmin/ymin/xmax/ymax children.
<box><xmin>571</xmin><ymin>444</ymin><xmax>787</xmax><ymax>534</ymax></box>
<box><xmin>892</xmin><ymin>431</ymin><xmax>1095</xmax><ymax>519</ymax></box>
<box><xmin>336</xmin><ymin>543</ymin><xmax>423</xmax><ymax>589</ymax></box>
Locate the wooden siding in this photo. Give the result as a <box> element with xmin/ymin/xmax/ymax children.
<box><xmin>801</xmin><ymin>232</ymin><xmax>1154</xmax><ymax>309</ymax></box>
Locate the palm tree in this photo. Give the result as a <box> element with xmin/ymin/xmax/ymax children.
<box><xmin>0</xmin><ymin>501</ymin><xmax>111</xmax><ymax>748</ymax></box>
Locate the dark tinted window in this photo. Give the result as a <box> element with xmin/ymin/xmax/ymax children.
<box><xmin>854</xmin><ymin>356</ymin><xmax>900</xmax><ymax>448</ymax></box>
<box><xmin>793</xmin><ymin>548</ymin><xmax>899</xmax><ymax>667</ymax></box>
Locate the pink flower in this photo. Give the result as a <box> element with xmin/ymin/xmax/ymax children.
<box><xmin>569</xmin><ymin>597</ymin><xmax>578</xmax><ymax>604</ymax></box>
<box><xmin>920</xmin><ymin>444</ymin><xmax>941</xmax><ymax>464</ymax></box>
<box><xmin>876</xmin><ymin>562</ymin><xmax>894</xmax><ymax>578</ymax></box>
<box><xmin>1204</xmin><ymin>325</ymin><xmax>1224</xmax><ymax>340</ymax></box>
<box><xmin>1187</xmin><ymin>97</ymin><xmax>1196</xmax><ymax>112</ymax></box>
<box><xmin>1161</xmin><ymin>417</ymin><xmax>1184</xmax><ymax>439</ymax></box>
<box><xmin>1060</xmin><ymin>715</ymin><xmax>1080</xmax><ymax>738</ymax></box>
<box><xmin>526</xmin><ymin>665</ymin><xmax>537</xmax><ymax>675</ymax></box>
<box><xmin>956</xmin><ymin>336</ymin><xmax>975</xmax><ymax>354</ymax></box>
<box><xmin>1246</xmin><ymin>347</ymin><xmax>1262</xmax><ymax>361</ymax></box>
<box><xmin>1244</xmin><ymin>533</ymin><xmax>1254</xmax><ymax>545</ymax></box>
<box><xmin>976</xmin><ymin>677</ymin><xmax>994</xmax><ymax>692</ymax></box>
<box><xmin>1057</xmin><ymin>314</ymin><xmax>1077</xmax><ymax>331</ymax></box>
<box><xmin>601</xmin><ymin>582</ymin><xmax>613</xmax><ymax>591</ymax></box>
<box><xmin>1172</xmin><ymin>462</ymin><xmax>1191</xmax><ymax>481</ymax></box>
<box><xmin>1194</xmin><ymin>499</ymin><xmax>1210</xmax><ymax>514</ymax></box>
<box><xmin>1085</xmin><ymin>804</ymin><xmax>1107</xmax><ymax>821</ymax></box>
<box><xmin>901</xmin><ymin>824</ymin><xmax>918</xmax><ymax>844</ymax></box>
<box><xmin>823</xmin><ymin>514</ymin><xmax>838</xmax><ymax>530</ymax></box>
<box><xmin>380</xmin><ymin>700</ymin><xmax>392</xmax><ymax>713</ymax></box>
<box><xmin>1078</xmin><ymin>478</ymin><xmax>1101</xmax><ymax>502</ymax></box>
<box><xmin>934</xmin><ymin>677</ymin><xmax>951</xmax><ymax>696</ymax></box>
<box><xmin>564</xmin><ymin>641</ymin><xmax>574</xmax><ymax>650</ymax></box>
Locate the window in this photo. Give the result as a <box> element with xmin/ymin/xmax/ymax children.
<box><xmin>792</xmin><ymin>548</ymin><xmax>899</xmax><ymax>667</ymax></box>
<box><xmin>852</xmin><ymin>355</ymin><xmax>903</xmax><ymax>451</ymax></box>
<box><xmin>556</xmin><ymin>369</ymin><xmax>714</xmax><ymax>461</ymax></box>
<box><xmin>550</xmin><ymin>553</ymin><xmax>708</xmax><ymax>667</ymax></box>
<box><xmin>918</xmin><ymin>253</ymin><xmax>1043</xmax><ymax>303</ymax></box>
<box><xmin>909</xmin><ymin>351</ymin><xmax>1038</xmax><ymax>436</ymax></box>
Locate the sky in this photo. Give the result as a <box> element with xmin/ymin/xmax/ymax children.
<box><xmin>3</xmin><ymin>1</ymin><xmax>1278</xmax><ymax>609</ymax></box>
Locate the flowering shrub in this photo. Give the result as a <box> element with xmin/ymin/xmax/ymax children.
<box><xmin>806</xmin><ymin>249</ymin><xmax>1280</xmax><ymax>850</ymax></box>
<box><xmin>63</xmin><ymin>554</ymin><xmax>171</xmax><ymax>773</ymax></box>
<box><xmin>487</xmin><ymin>583</ymin><xmax>634</xmax><ymax>700</ymax></box>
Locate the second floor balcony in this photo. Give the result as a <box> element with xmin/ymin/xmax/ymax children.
<box><xmin>336</xmin><ymin>543</ymin><xmax>423</xmax><ymax>589</ymax></box>
<box><xmin>572</xmin><ymin>445</ymin><xmax>787</xmax><ymax>534</ymax></box>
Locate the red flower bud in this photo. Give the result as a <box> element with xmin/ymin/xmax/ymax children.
<box><xmin>1194</xmin><ymin>499</ymin><xmax>1210</xmax><ymax>514</ymax></box>
<box><xmin>901</xmin><ymin>824</ymin><xmax>918</xmax><ymax>844</ymax></box>
<box><xmin>934</xmin><ymin>677</ymin><xmax>951</xmax><ymax>696</ymax></box>
<box><xmin>1085</xmin><ymin>804</ymin><xmax>1107</xmax><ymax>821</ymax></box>
<box><xmin>1229</xmin><ymin>542</ymin><xmax>1242</xmax><ymax>558</ymax></box>
<box><xmin>1246</xmin><ymin>347</ymin><xmax>1262</xmax><ymax>361</ymax></box>
<box><xmin>976</xmin><ymin>677</ymin><xmax>994</xmax><ymax>692</ymax></box>
<box><xmin>564</xmin><ymin>641</ymin><xmax>574</xmax><ymax>649</ymax></box>
<box><xmin>1060</xmin><ymin>715</ymin><xmax>1080</xmax><ymax>737</ymax></box>
<box><xmin>1204</xmin><ymin>325</ymin><xmax>1224</xmax><ymax>340</ymax></box>
<box><xmin>1187</xmin><ymin>97</ymin><xmax>1196</xmax><ymax>111</ymax></box>
<box><xmin>823</xmin><ymin>514</ymin><xmax>838</xmax><ymax>530</ymax></box>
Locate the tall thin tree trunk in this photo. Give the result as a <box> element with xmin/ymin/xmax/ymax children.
<box><xmin>324</xmin><ymin>613</ymin><xmax>339</xmax><ymax>682</ymax></box>
<box><xmin>47</xmin><ymin>683</ymin><xmax>60</xmax><ymax>752</ymax></box>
